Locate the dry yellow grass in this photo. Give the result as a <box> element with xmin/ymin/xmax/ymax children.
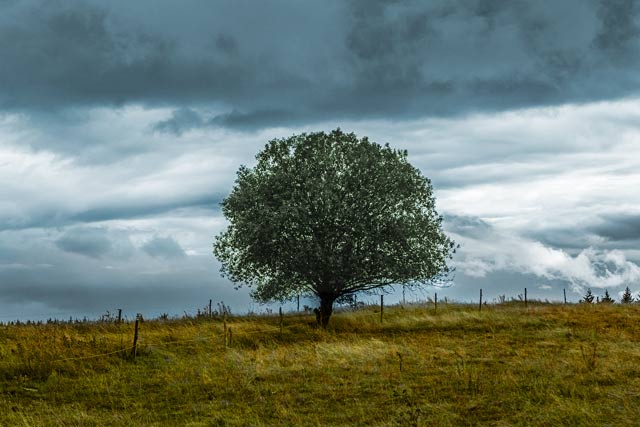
<box><xmin>1</xmin><ymin>302</ymin><xmax>640</xmax><ymax>426</ymax></box>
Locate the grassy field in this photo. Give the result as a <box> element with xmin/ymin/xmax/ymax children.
<box><xmin>1</xmin><ymin>302</ymin><xmax>640</xmax><ymax>426</ymax></box>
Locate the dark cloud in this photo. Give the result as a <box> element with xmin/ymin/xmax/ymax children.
<box><xmin>444</xmin><ymin>214</ymin><xmax>494</xmax><ymax>240</ymax></box>
<box><xmin>525</xmin><ymin>228</ymin><xmax>599</xmax><ymax>252</ymax></box>
<box><xmin>215</xmin><ymin>33</ymin><xmax>238</xmax><ymax>56</ymax></box>
<box><xmin>1</xmin><ymin>0</ymin><xmax>639</xmax><ymax>129</ymax></box>
<box><xmin>210</xmin><ymin>108</ymin><xmax>298</xmax><ymax>130</ymax></box>
<box><xmin>70</xmin><ymin>195</ymin><xmax>222</xmax><ymax>223</ymax></box>
<box><xmin>55</xmin><ymin>227</ymin><xmax>135</xmax><ymax>259</ymax></box>
<box><xmin>531</xmin><ymin>213</ymin><xmax>640</xmax><ymax>250</ymax></box>
<box><xmin>522</xmin><ymin>214</ymin><xmax>640</xmax><ymax>254</ymax></box>
<box><xmin>0</xmin><ymin>194</ymin><xmax>222</xmax><ymax>232</ymax></box>
<box><xmin>0</xmin><ymin>1</ymin><xmax>263</xmax><ymax>110</ymax></box>
<box><xmin>154</xmin><ymin>108</ymin><xmax>298</xmax><ymax>134</ymax></box>
<box><xmin>591</xmin><ymin>214</ymin><xmax>640</xmax><ymax>241</ymax></box>
<box><xmin>593</xmin><ymin>0</ymin><xmax>640</xmax><ymax>59</ymax></box>
<box><xmin>0</xmin><ymin>261</ymin><xmax>245</xmax><ymax>319</ymax></box>
<box><xmin>55</xmin><ymin>227</ymin><xmax>113</xmax><ymax>258</ymax></box>
<box><xmin>0</xmin><ymin>227</ymin><xmax>249</xmax><ymax>319</ymax></box>
<box><xmin>142</xmin><ymin>236</ymin><xmax>186</xmax><ymax>259</ymax></box>
<box><xmin>152</xmin><ymin>108</ymin><xmax>206</xmax><ymax>135</ymax></box>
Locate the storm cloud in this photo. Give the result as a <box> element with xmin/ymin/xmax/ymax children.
<box><xmin>55</xmin><ymin>227</ymin><xmax>115</xmax><ymax>258</ymax></box>
<box><xmin>0</xmin><ymin>0</ymin><xmax>639</xmax><ymax>130</ymax></box>
<box><xmin>142</xmin><ymin>236</ymin><xmax>186</xmax><ymax>259</ymax></box>
<box><xmin>590</xmin><ymin>214</ymin><xmax>640</xmax><ymax>241</ymax></box>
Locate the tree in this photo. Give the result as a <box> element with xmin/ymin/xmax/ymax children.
<box><xmin>600</xmin><ymin>289</ymin><xmax>614</xmax><ymax>304</ymax></box>
<box><xmin>581</xmin><ymin>288</ymin><xmax>594</xmax><ymax>304</ymax></box>
<box><xmin>213</xmin><ymin>130</ymin><xmax>455</xmax><ymax>327</ymax></box>
<box><xmin>621</xmin><ymin>286</ymin><xmax>634</xmax><ymax>304</ymax></box>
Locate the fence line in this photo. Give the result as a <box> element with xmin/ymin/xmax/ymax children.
<box><xmin>0</xmin><ymin>319</ymin><xmax>312</xmax><ymax>368</ymax></box>
<box><xmin>0</xmin><ymin>301</ymin><xmax>230</xmax><ymax>322</ymax></box>
<box><xmin>0</xmin><ymin>286</ymin><xmax>605</xmax><ymax>324</ymax></box>
<box><xmin>52</xmin><ymin>346</ymin><xmax>136</xmax><ymax>363</ymax></box>
<box><xmin>0</xmin><ymin>289</ymin><xmax>636</xmax><ymax>369</ymax></box>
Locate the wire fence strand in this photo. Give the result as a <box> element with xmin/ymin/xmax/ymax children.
<box><xmin>0</xmin><ymin>319</ymin><xmax>314</xmax><ymax>368</ymax></box>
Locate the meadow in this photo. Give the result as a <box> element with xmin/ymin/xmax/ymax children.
<box><xmin>1</xmin><ymin>301</ymin><xmax>640</xmax><ymax>426</ymax></box>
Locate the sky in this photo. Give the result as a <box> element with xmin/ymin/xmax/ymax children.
<box><xmin>2</xmin><ymin>0</ymin><xmax>640</xmax><ymax>321</ymax></box>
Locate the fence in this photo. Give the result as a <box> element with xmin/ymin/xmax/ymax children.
<box><xmin>0</xmin><ymin>309</ymin><xmax>313</xmax><ymax>373</ymax></box>
<box><xmin>0</xmin><ymin>285</ymin><xmax>633</xmax><ymax>372</ymax></box>
<box><xmin>0</xmin><ymin>285</ymin><xmax>610</xmax><ymax>327</ymax></box>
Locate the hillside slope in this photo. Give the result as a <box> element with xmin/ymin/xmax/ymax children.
<box><xmin>1</xmin><ymin>303</ymin><xmax>640</xmax><ymax>426</ymax></box>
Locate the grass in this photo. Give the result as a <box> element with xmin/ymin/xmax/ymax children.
<box><xmin>1</xmin><ymin>302</ymin><xmax>640</xmax><ymax>426</ymax></box>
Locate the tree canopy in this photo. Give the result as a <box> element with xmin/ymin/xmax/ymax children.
<box><xmin>214</xmin><ymin>129</ymin><xmax>455</xmax><ymax>326</ymax></box>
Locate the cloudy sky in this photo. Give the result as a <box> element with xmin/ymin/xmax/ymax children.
<box><xmin>2</xmin><ymin>0</ymin><xmax>640</xmax><ymax>321</ymax></box>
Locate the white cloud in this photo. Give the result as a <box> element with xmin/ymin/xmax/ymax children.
<box><xmin>451</xmin><ymin>227</ymin><xmax>640</xmax><ymax>291</ymax></box>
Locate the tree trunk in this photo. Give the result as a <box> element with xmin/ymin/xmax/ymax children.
<box><xmin>317</xmin><ymin>294</ymin><xmax>335</xmax><ymax>329</ymax></box>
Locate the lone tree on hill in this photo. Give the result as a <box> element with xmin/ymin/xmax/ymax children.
<box><xmin>621</xmin><ymin>286</ymin><xmax>634</xmax><ymax>304</ymax></box>
<box><xmin>213</xmin><ymin>130</ymin><xmax>455</xmax><ymax>327</ymax></box>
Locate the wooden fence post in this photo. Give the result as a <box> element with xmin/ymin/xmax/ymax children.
<box><xmin>479</xmin><ymin>289</ymin><xmax>483</xmax><ymax>312</ymax></box>
<box><xmin>402</xmin><ymin>285</ymin><xmax>406</xmax><ymax>305</ymax></box>
<box><xmin>563</xmin><ymin>288</ymin><xmax>567</xmax><ymax>305</ymax></box>
<box><xmin>223</xmin><ymin>313</ymin><xmax>228</xmax><ymax>348</ymax></box>
<box><xmin>131</xmin><ymin>314</ymin><xmax>140</xmax><ymax>359</ymax></box>
<box><xmin>524</xmin><ymin>288</ymin><xmax>528</xmax><ymax>308</ymax></box>
<box><xmin>279</xmin><ymin>307</ymin><xmax>283</xmax><ymax>334</ymax></box>
<box><xmin>380</xmin><ymin>295</ymin><xmax>384</xmax><ymax>323</ymax></box>
<box><xmin>117</xmin><ymin>308</ymin><xmax>122</xmax><ymax>324</ymax></box>
<box><xmin>434</xmin><ymin>292</ymin><xmax>438</xmax><ymax>314</ymax></box>
<box><xmin>297</xmin><ymin>295</ymin><xmax>300</xmax><ymax>312</ymax></box>
<box><xmin>209</xmin><ymin>299</ymin><xmax>212</xmax><ymax>318</ymax></box>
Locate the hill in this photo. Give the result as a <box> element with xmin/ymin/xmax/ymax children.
<box><xmin>1</xmin><ymin>302</ymin><xmax>640</xmax><ymax>426</ymax></box>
